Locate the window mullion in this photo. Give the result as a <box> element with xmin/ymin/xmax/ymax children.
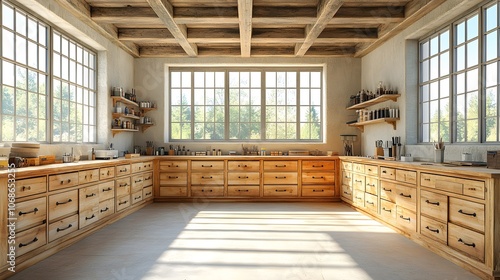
<box><xmin>261</xmin><ymin>71</ymin><xmax>266</xmax><ymax>141</ymax></box>
<box><xmin>224</xmin><ymin>70</ymin><xmax>229</xmax><ymax>140</ymax></box>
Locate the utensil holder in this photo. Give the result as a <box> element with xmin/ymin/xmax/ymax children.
<box><xmin>434</xmin><ymin>148</ymin><xmax>445</xmax><ymax>163</ymax></box>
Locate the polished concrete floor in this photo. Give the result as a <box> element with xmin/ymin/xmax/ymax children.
<box><xmin>9</xmin><ymin>202</ymin><xmax>479</xmax><ymax>280</ymax></box>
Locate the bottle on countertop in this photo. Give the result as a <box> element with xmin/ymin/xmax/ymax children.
<box><xmin>91</xmin><ymin>148</ymin><xmax>96</xmax><ymax>160</ymax></box>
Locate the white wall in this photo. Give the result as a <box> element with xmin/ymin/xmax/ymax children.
<box><xmin>133</xmin><ymin>57</ymin><xmax>361</xmax><ymax>155</ymax></box>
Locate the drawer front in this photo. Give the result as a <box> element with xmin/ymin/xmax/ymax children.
<box><xmin>131</xmin><ymin>162</ymin><xmax>144</xmax><ymax>173</ymax></box>
<box><xmin>263</xmin><ymin>161</ymin><xmax>298</xmax><ymax>171</ymax></box>
<box><xmin>263</xmin><ymin>185</ymin><xmax>298</xmax><ymax>197</ymax></box>
<box><xmin>302</xmin><ymin>172</ymin><xmax>334</xmax><ymax>185</ymax></box>
<box><xmin>396</xmin><ymin>185</ymin><xmax>417</xmax><ymax>211</ymax></box>
<box><xmin>352</xmin><ymin>174</ymin><xmax>365</xmax><ymax>191</ymax></box>
<box><xmin>341</xmin><ymin>161</ymin><xmax>352</xmax><ymax>171</ymax></box>
<box><xmin>380</xmin><ymin>167</ymin><xmax>396</xmax><ymax>180</ymax></box>
<box><xmin>79</xmin><ymin>207</ymin><xmax>99</xmax><ymax>228</ymax></box>
<box><xmin>380</xmin><ymin>200</ymin><xmax>397</xmax><ymax>222</ymax></box>
<box><xmin>420</xmin><ymin>216</ymin><xmax>447</xmax><ymax>244</ymax></box>
<box><xmin>421</xmin><ymin>174</ymin><xmax>484</xmax><ymax>198</ymax></box>
<box><xmin>352</xmin><ymin>163</ymin><xmax>364</xmax><ymax>173</ymax></box>
<box><xmin>448</xmin><ymin>223</ymin><xmax>485</xmax><ymax>262</ymax></box>
<box><xmin>352</xmin><ymin>189</ymin><xmax>365</xmax><ymax>208</ymax></box>
<box><xmin>116</xmin><ymin>195</ymin><xmax>131</xmax><ymax>211</ymax></box>
<box><xmin>49</xmin><ymin>190</ymin><xmax>78</xmax><ymax>222</ymax></box>
<box><xmin>302</xmin><ymin>161</ymin><xmax>335</xmax><ymax>171</ymax></box>
<box><xmin>49</xmin><ymin>172</ymin><xmax>79</xmax><ymax>191</ymax></box>
<box><xmin>227</xmin><ymin>172</ymin><xmax>260</xmax><ymax>185</ymax></box>
<box><xmin>301</xmin><ymin>185</ymin><xmax>334</xmax><ymax>197</ymax></box>
<box><xmin>159</xmin><ymin>186</ymin><xmax>188</xmax><ymax>197</ymax></box>
<box><xmin>159</xmin><ymin>160</ymin><xmax>188</xmax><ymax>171</ymax></box>
<box><xmin>420</xmin><ymin>190</ymin><xmax>448</xmax><ymax>222</ymax></box>
<box><xmin>100</xmin><ymin>166</ymin><xmax>115</xmax><ymax>180</ymax></box>
<box><xmin>115</xmin><ymin>177</ymin><xmax>131</xmax><ymax>197</ymax></box>
<box><xmin>395</xmin><ymin>169</ymin><xmax>417</xmax><ymax>185</ymax></box>
<box><xmin>364</xmin><ymin>176</ymin><xmax>378</xmax><ymax>195</ymax></box>
<box><xmin>143</xmin><ymin>172</ymin><xmax>153</xmax><ymax>187</ymax></box>
<box><xmin>364</xmin><ymin>164</ymin><xmax>378</xmax><ymax>176</ymax></box>
<box><xmin>79</xmin><ymin>169</ymin><xmax>99</xmax><ymax>184</ymax></box>
<box><xmin>98</xmin><ymin>198</ymin><xmax>115</xmax><ymax>219</ymax></box>
<box><xmin>16</xmin><ymin>197</ymin><xmax>47</xmax><ymax>232</ymax></box>
<box><xmin>79</xmin><ymin>185</ymin><xmax>100</xmax><ymax>211</ymax></box>
<box><xmin>192</xmin><ymin>161</ymin><xmax>224</xmax><ymax>171</ymax></box>
<box><xmin>449</xmin><ymin>197</ymin><xmax>485</xmax><ymax>233</ymax></box>
<box><xmin>227</xmin><ymin>186</ymin><xmax>260</xmax><ymax>197</ymax></box>
<box><xmin>131</xmin><ymin>190</ymin><xmax>143</xmax><ymax>205</ymax></box>
<box><xmin>263</xmin><ymin>172</ymin><xmax>298</xmax><ymax>185</ymax></box>
<box><xmin>364</xmin><ymin>193</ymin><xmax>378</xmax><ymax>213</ymax></box>
<box><xmin>142</xmin><ymin>161</ymin><xmax>153</xmax><ymax>171</ymax></box>
<box><xmin>17</xmin><ymin>224</ymin><xmax>46</xmax><ymax>256</ymax></box>
<box><xmin>341</xmin><ymin>184</ymin><xmax>352</xmax><ymax>201</ymax></box>
<box><xmin>342</xmin><ymin>171</ymin><xmax>352</xmax><ymax>187</ymax></box>
<box><xmin>48</xmin><ymin>214</ymin><xmax>78</xmax><ymax>242</ymax></box>
<box><xmin>160</xmin><ymin>172</ymin><xmax>188</xmax><ymax>186</ymax></box>
<box><xmin>191</xmin><ymin>186</ymin><xmax>224</xmax><ymax>197</ymax></box>
<box><xmin>228</xmin><ymin>161</ymin><xmax>260</xmax><ymax>172</ymax></box>
<box><xmin>380</xmin><ymin>181</ymin><xmax>397</xmax><ymax>203</ymax></box>
<box><xmin>131</xmin><ymin>174</ymin><xmax>144</xmax><ymax>193</ymax></box>
<box><xmin>99</xmin><ymin>181</ymin><xmax>115</xmax><ymax>202</ymax></box>
<box><xmin>396</xmin><ymin>206</ymin><xmax>416</xmax><ymax>232</ymax></box>
<box><xmin>116</xmin><ymin>164</ymin><xmax>131</xmax><ymax>177</ymax></box>
<box><xmin>143</xmin><ymin>186</ymin><xmax>153</xmax><ymax>199</ymax></box>
<box><xmin>15</xmin><ymin>176</ymin><xmax>47</xmax><ymax>198</ymax></box>
<box><xmin>191</xmin><ymin>173</ymin><xmax>224</xmax><ymax>185</ymax></box>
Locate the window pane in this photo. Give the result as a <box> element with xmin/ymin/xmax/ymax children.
<box><xmin>486</xmin><ymin>4</ymin><xmax>498</xmax><ymax>32</ymax></box>
<box><xmin>467</xmin><ymin>15</ymin><xmax>478</xmax><ymax>40</ymax></box>
<box><xmin>486</xmin><ymin>31</ymin><xmax>497</xmax><ymax>61</ymax></box>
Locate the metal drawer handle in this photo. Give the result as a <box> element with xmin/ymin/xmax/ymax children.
<box><xmin>275</xmin><ymin>165</ymin><xmax>286</xmax><ymax>167</ymax></box>
<box><xmin>425</xmin><ymin>226</ymin><xmax>439</xmax><ymax>233</ymax></box>
<box><xmin>60</xmin><ymin>179</ymin><xmax>71</xmax><ymax>184</ymax></box>
<box><xmin>56</xmin><ymin>199</ymin><xmax>72</xmax><ymax>205</ymax></box>
<box><xmin>238</xmin><ymin>165</ymin><xmax>248</xmax><ymax>168</ymax></box>
<box><xmin>367</xmin><ymin>168</ymin><xmax>372</xmax><ymax>171</ymax></box>
<box><xmin>119</xmin><ymin>183</ymin><xmax>128</xmax><ymax>187</ymax></box>
<box><xmin>424</xmin><ymin>178</ymin><xmax>431</xmax><ymax>181</ymax></box>
<box><xmin>57</xmin><ymin>224</ymin><xmax>73</xmax><ymax>232</ymax></box>
<box><xmin>275</xmin><ymin>176</ymin><xmax>287</xmax><ymax>179</ymax></box>
<box><xmin>399</xmin><ymin>215</ymin><xmax>411</xmax><ymax>221</ymax></box>
<box><xmin>145</xmin><ymin>177</ymin><xmax>151</xmax><ymax>180</ymax></box>
<box><xmin>169</xmin><ymin>176</ymin><xmax>179</xmax><ymax>179</ymax></box>
<box><xmin>366</xmin><ymin>201</ymin><xmax>374</xmax><ymax>205</ymax></box>
<box><xmin>312</xmin><ymin>189</ymin><xmax>324</xmax><ymax>192</ymax></box>
<box><xmin>458</xmin><ymin>238</ymin><xmax>476</xmax><ymax>247</ymax></box>
<box><xmin>135</xmin><ymin>179</ymin><xmax>143</xmax><ymax>183</ymax></box>
<box><xmin>22</xmin><ymin>186</ymin><xmax>32</xmax><ymax>191</ymax></box>
<box><xmin>238</xmin><ymin>189</ymin><xmax>249</xmax><ymax>192</ymax></box>
<box><xmin>382</xmin><ymin>207</ymin><xmax>391</xmax><ymax>213</ymax></box>
<box><xmin>458</xmin><ymin>209</ymin><xmax>477</xmax><ymax>217</ymax></box>
<box><xmin>120</xmin><ymin>168</ymin><xmax>128</xmax><ymax>172</ymax></box>
<box><xmin>425</xmin><ymin>200</ymin><xmax>440</xmax><ymax>206</ymax></box>
<box><xmin>355</xmin><ymin>196</ymin><xmax>362</xmax><ymax>200</ymax></box>
<box><xmin>201</xmin><ymin>189</ymin><xmax>213</xmax><ymax>192</ymax></box>
<box><xmin>312</xmin><ymin>165</ymin><xmax>324</xmax><ymax>168</ymax></box>
<box><xmin>354</xmin><ymin>180</ymin><xmax>362</xmax><ymax>183</ymax></box>
<box><xmin>382</xmin><ymin>170</ymin><xmax>387</xmax><ymax>173</ymax></box>
<box><xmin>382</xmin><ymin>188</ymin><xmax>392</xmax><ymax>192</ymax></box>
<box><xmin>103</xmin><ymin>187</ymin><xmax>113</xmax><ymax>192</ymax></box>
<box><xmin>146</xmin><ymin>192</ymin><xmax>152</xmax><ymax>196</ymax></box>
<box><xmin>366</xmin><ymin>183</ymin><xmax>375</xmax><ymax>186</ymax></box>
<box><xmin>100</xmin><ymin>207</ymin><xmax>109</xmax><ymax>213</ymax></box>
<box><xmin>343</xmin><ymin>191</ymin><xmax>351</xmax><ymax>195</ymax></box>
<box><xmin>135</xmin><ymin>196</ymin><xmax>142</xmax><ymax>200</ymax></box>
<box><xmin>201</xmin><ymin>165</ymin><xmax>213</xmax><ymax>167</ymax></box>
<box><xmin>19</xmin><ymin>208</ymin><xmax>38</xmax><ymax>216</ymax></box>
<box><xmin>85</xmin><ymin>214</ymin><xmax>95</xmax><ymax>220</ymax></box>
<box><xmin>167</xmin><ymin>165</ymin><xmax>179</xmax><ymax>168</ymax></box>
<box><xmin>275</xmin><ymin>189</ymin><xmax>287</xmax><ymax>192</ymax></box>
<box><xmin>467</xmin><ymin>187</ymin><xmax>476</xmax><ymax>191</ymax></box>
<box><xmin>202</xmin><ymin>176</ymin><xmax>213</xmax><ymax>179</ymax></box>
<box><xmin>86</xmin><ymin>193</ymin><xmax>96</xmax><ymax>198</ymax></box>
<box><xmin>19</xmin><ymin>237</ymin><xmax>38</xmax><ymax>248</ymax></box>
<box><xmin>119</xmin><ymin>201</ymin><xmax>128</xmax><ymax>205</ymax></box>
<box><xmin>399</xmin><ymin>193</ymin><xmax>411</xmax><ymax>198</ymax></box>
<box><xmin>312</xmin><ymin>176</ymin><xmax>324</xmax><ymax>179</ymax></box>
<box><xmin>238</xmin><ymin>176</ymin><xmax>249</xmax><ymax>179</ymax></box>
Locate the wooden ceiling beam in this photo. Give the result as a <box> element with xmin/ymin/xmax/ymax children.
<box><xmin>238</xmin><ymin>0</ymin><xmax>253</xmax><ymax>57</ymax></box>
<box><xmin>91</xmin><ymin>7</ymin><xmax>159</xmax><ymax>23</ymax></box>
<box><xmin>146</xmin><ymin>0</ymin><xmax>198</xmax><ymax>57</ymax></box>
<box><xmin>119</xmin><ymin>28</ymin><xmax>176</xmax><ymax>43</ymax></box>
<box><xmin>140</xmin><ymin>45</ymin><xmax>189</xmax><ymax>57</ymax></box>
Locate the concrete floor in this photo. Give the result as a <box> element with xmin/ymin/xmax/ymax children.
<box><xmin>9</xmin><ymin>202</ymin><xmax>479</xmax><ymax>280</ymax></box>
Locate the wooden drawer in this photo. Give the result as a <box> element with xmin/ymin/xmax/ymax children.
<box><xmin>159</xmin><ymin>160</ymin><xmax>188</xmax><ymax>171</ymax></box>
<box><xmin>302</xmin><ymin>172</ymin><xmax>334</xmax><ymax>185</ymax></box>
<box><xmin>263</xmin><ymin>172</ymin><xmax>297</xmax><ymax>185</ymax></box>
<box><xmin>228</xmin><ymin>161</ymin><xmax>260</xmax><ymax>172</ymax></box>
<box><xmin>364</xmin><ymin>193</ymin><xmax>378</xmax><ymax>213</ymax></box>
<box><xmin>100</xmin><ymin>166</ymin><xmax>115</xmax><ymax>180</ymax></box>
<box><xmin>380</xmin><ymin>167</ymin><xmax>396</xmax><ymax>180</ymax></box>
<box><xmin>192</xmin><ymin>161</ymin><xmax>224</xmax><ymax>171</ymax></box>
<box><xmin>191</xmin><ymin>173</ymin><xmax>224</xmax><ymax>185</ymax></box>
<box><xmin>227</xmin><ymin>185</ymin><xmax>260</xmax><ymax>197</ymax></box>
<box><xmin>448</xmin><ymin>223</ymin><xmax>485</xmax><ymax>262</ymax></box>
<box><xmin>116</xmin><ymin>195</ymin><xmax>131</xmax><ymax>211</ymax></box>
<box><xmin>420</xmin><ymin>190</ymin><xmax>448</xmax><ymax>222</ymax></box>
<box><xmin>131</xmin><ymin>174</ymin><xmax>144</xmax><ymax>193</ymax></box>
<box><xmin>131</xmin><ymin>162</ymin><xmax>145</xmax><ymax>173</ymax></box>
<box><xmin>420</xmin><ymin>216</ymin><xmax>447</xmax><ymax>244</ymax></box>
<box><xmin>79</xmin><ymin>185</ymin><xmax>99</xmax><ymax>212</ymax></box>
<box><xmin>132</xmin><ymin>190</ymin><xmax>143</xmax><ymax>204</ymax></box>
<box><xmin>79</xmin><ymin>169</ymin><xmax>99</xmax><ymax>185</ymax></box>
<box><xmin>191</xmin><ymin>186</ymin><xmax>224</xmax><ymax>197</ymax></box>
<box><xmin>342</xmin><ymin>171</ymin><xmax>352</xmax><ymax>186</ymax></box>
<box><xmin>302</xmin><ymin>160</ymin><xmax>335</xmax><ymax>171</ymax></box>
<box><xmin>159</xmin><ymin>186</ymin><xmax>188</xmax><ymax>197</ymax></box>
<box><xmin>449</xmin><ymin>197</ymin><xmax>485</xmax><ymax>233</ymax></box>
<box><xmin>48</xmin><ymin>190</ymin><xmax>78</xmax><ymax>222</ymax></box>
<box><xmin>352</xmin><ymin>174</ymin><xmax>365</xmax><ymax>191</ymax></box>
<box><xmin>48</xmin><ymin>214</ymin><xmax>78</xmax><ymax>242</ymax></box>
<box><xmin>99</xmin><ymin>181</ymin><xmax>115</xmax><ymax>202</ymax></box>
<box><xmin>396</xmin><ymin>185</ymin><xmax>416</xmax><ymax>211</ymax></box>
<box><xmin>341</xmin><ymin>161</ymin><xmax>352</xmax><ymax>171</ymax></box>
<box><xmin>364</xmin><ymin>164</ymin><xmax>378</xmax><ymax>176</ymax></box>
<box><xmin>380</xmin><ymin>181</ymin><xmax>397</xmax><ymax>203</ymax></box>
<box><xmin>160</xmin><ymin>172</ymin><xmax>188</xmax><ymax>186</ymax></box>
<box><xmin>143</xmin><ymin>172</ymin><xmax>153</xmax><ymax>186</ymax></box>
<box><xmin>98</xmin><ymin>198</ymin><xmax>115</xmax><ymax>219</ymax></box>
<box><xmin>352</xmin><ymin>189</ymin><xmax>365</xmax><ymax>208</ymax></box>
<box><xmin>352</xmin><ymin>163</ymin><xmax>364</xmax><ymax>173</ymax></box>
<box><xmin>263</xmin><ymin>185</ymin><xmax>298</xmax><ymax>197</ymax></box>
<box><xmin>380</xmin><ymin>199</ymin><xmax>396</xmax><ymax>222</ymax></box>
<box><xmin>227</xmin><ymin>172</ymin><xmax>260</xmax><ymax>185</ymax></box>
<box><xmin>365</xmin><ymin>176</ymin><xmax>378</xmax><ymax>195</ymax></box>
<box><xmin>396</xmin><ymin>206</ymin><xmax>416</xmax><ymax>232</ymax></box>
<box><xmin>16</xmin><ymin>197</ymin><xmax>47</xmax><ymax>232</ymax></box>
<box><xmin>395</xmin><ymin>169</ymin><xmax>417</xmax><ymax>185</ymax></box>
<box><xmin>17</xmin><ymin>224</ymin><xmax>46</xmax><ymax>256</ymax></box>
<box><xmin>421</xmin><ymin>173</ymin><xmax>485</xmax><ymax>198</ymax></box>
<box><xmin>79</xmin><ymin>207</ymin><xmax>99</xmax><ymax>228</ymax></box>
<box><xmin>115</xmin><ymin>177</ymin><xmax>131</xmax><ymax>197</ymax></box>
<box><xmin>116</xmin><ymin>164</ymin><xmax>131</xmax><ymax>177</ymax></box>
<box><xmin>143</xmin><ymin>186</ymin><xmax>153</xmax><ymax>199</ymax></box>
<box><xmin>142</xmin><ymin>161</ymin><xmax>153</xmax><ymax>171</ymax></box>
<box><xmin>263</xmin><ymin>161</ymin><xmax>297</xmax><ymax>171</ymax></box>
<box><xmin>301</xmin><ymin>185</ymin><xmax>334</xmax><ymax>197</ymax></box>
<box><xmin>15</xmin><ymin>176</ymin><xmax>47</xmax><ymax>198</ymax></box>
<box><xmin>49</xmin><ymin>172</ymin><xmax>79</xmax><ymax>191</ymax></box>
<box><xmin>341</xmin><ymin>184</ymin><xmax>352</xmax><ymax>201</ymax></box>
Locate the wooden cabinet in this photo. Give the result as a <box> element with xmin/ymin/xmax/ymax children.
<box><xmin>301</xmin><ymin>160</ymin><xmax>335</xmax><ymax>197</ymax></box>
<box><xmin>48</xmin><ymin>214</ymin><xmax>78</xmax><ymax>242</ymax></box>
<box><xmin>191</xmin><ymin>160</ymin><xmax>224</xmax><ymax>197</ymax></box>
<box><xmin>158</xmin><ymin>160</ymin><xmax>188</xmax><ymax>197</ymax></box>
<box><xmin>263</xmin><ymin>160</ymin><xmax>298</xmax><ymax>197</ymax></box>
<box><xmin>341</xmin><ymin>171</ymin><xmax>353</xmax><ymax>201</ymax></box>
<box><xmin>15</xmin><ymin>176</ymin><xmax>46</xmax><ymax>198</ymax></box>
<box><xmin>227</xmin><ymin>160</ymin><xmax>260</xmax><ymax>197</ymax></box>
<box><xmin>16</xmin><ymin>197</ymin><xmax>47</xmax><ymax>232</ymax></box>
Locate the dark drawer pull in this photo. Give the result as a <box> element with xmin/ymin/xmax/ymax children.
<box><xmin>238</xmin><ymin>176</ymin><xmax>249</xmax><ymax>179</ymax></box>
<box><xmin>467</xmin><ymin>187</ymin><xmax>476</xmax><ymax>191</ymax></box>
<box><xmin>201</xmin><ymin>165</ymin><xmax>213</xmax><ymax>167</ymax></box>
<box><xmin>85</xmin><ymin>214</ymin><xmax>95</xmax><ymax>220</ymax></box>
<box><xmin>118</xmin><ymin>201</ymin><xmax>128</xmax><ymax>205</ymax></box>
<box><xmin>354</xmin><ymin>180</ymin><xmax>363</xmax><ymax>183</ymax></box>
<box><xmin>238</xmin><ymin>189</ymin><xmax>249</xmax><ymax>192</ymax></box>
<box><xmin>382</xmin><ymin>188</ymin><xmax>392</xmax><ymax>192</ymax></box>
<box><xmin>424</xmin><ymin>178</ymin><xmax>431</xmax><ymax>181</ymax></box>
<box><xmin>22</xmin><ymin>185</ymin><xmax>32</xmax><ymax>191</ymax></box>
<box><xmin>60</xmin><ymin>179</ymin><xmax>71</xmax><ymax>184</ymax></box>
<box><xmin>458</xmin><ymin>209</ymin><xmax>476</xmax><ymax>217</ymax></box>
<box><xmin>86</xmin><ymin>193</ymin><xmax>96</xmax><ymax>198</ymax></box>
<box><xmin>169</xmin><ymin>176</ymin><xmax>179</xmax><ymax>179</ymax></box>
<box><xmin>167</xmin><ymin>165</ymin><xmax>180</xmax><ymax>168</ymax></box>
<box><xmin>57</xmin><ymin>224</ymin><xmax>73</xmax><ymax>232</ymax></box>
<box><xmin>344</xmin><ymin>176</ymin><xmax>350</xmax><ymax>179</ymax></box>
<box><xmin>146</xmin><ymin>192</ymin><xmax>152</xmax><ymax>195</ymax></box>
<box><xmin>19</xmin><ymin>208</ymin><xmax>38</xmax><ymax>216</ymax></box>
<box><xmin>343</xmin><ymin>191</ymin><xmax>351</xmax><ymax>195</ymax></box>
<box><xmin>103</xmin><ymin>187</ymin><xmax>113</xmax><ymax>192</ymax></box>
<box><xmin>275</xmin><ymin>189</ymin><xmax>287</xmax><ymax>192</ymax></box>
<box><xmin>135</xmin><ymin>179</ymin><xmax>143</xmax><ymax>183</ymax></box>
<box><xmin>312</xmin><ymin>176</ymin><xmax>324</xmax><ymax>179</ymax></box>
<box><xmin>399</xmin><ymin>215</ymin><xmax>411</xmax><ymax>221</ymax></box>
<box><xmin>366</xmin><ymin>183</ymin><xmax>375</xmax><ymax>186</ymax></box>
<box><xmin>366</xmin><ymin>201</ymin><xmax>374</xmax><ymax>205</ymax></box>
<box><xmin>312</xmin><ymin>165</ymin><xmax>324</xmax><ymax>168</ymax></box>
<box><xmin>382</xmin><ymin>170</ymin><xmax>387</xmax><ymax>173</ymax></box>
<box><xmin>56</xmin><ymin>199</ymin><xmax>72</xmax><ymax>205</ymax></box>
<box><xmin>399</xmin><ymin>193</ymin><xmax>411</xmax><ymax>198</ymax></box>
<box><xmin>202</xmin><ymin>176</ymin><xmax>213</xmax><ymax>179</ymax></box>
<box><xmin>275</xmin><ymin>165</ymin><xmax>286</xmax><ymax>167</ymax></box>
<box><xmin>19</xmin><ymin>237</ymin><xmax>38</xmax><ymax>248</ymax></box>
<box><xmin>119</xmin><ymin>183</ymin><xmax>129</xmax><ymax>187</ymax></box>
<box><xmin>275</xmin><ymin>176</ymin><xmax>287</xmax><ymax>179</ymax></box>
<box><xmin>100</xmin><ymin>207</ymin><xmax>109</xmax><ymax>213</ymax></box>
<box><xmin>312</xmin><ymin>189</ymin><xmax>324</xmax><ymax>192</ymax></box>
<box><xmin>425</xmin><ymin>226</ymin><xmax>439</xmax><ymax>233</ymax></box>
<box><xmin>145</xmin><ymin>177</ymin><xmax>151</xmax><ymax>180</ymax></box>
<box><xmin>135</xmin><ymin>196</ymin><xmax>142</xmax><ymax>200</ymax></box>
<box><xmin>425</xmin><ymin>200</ymin><xmax>440</xmax><ymax>206</ymax></box>
<box><xmin>120</xmin><ymin>168</ymin><xmax>128</xmax><ymax>172</ymax></box>
<box><xmin>458</xmin><ymin>238</ymin><xmax>475</xmax><ymax>247</ymax></box>
<box><xmin>382</xmin><ymin>207</ymin><xmax>391</xmax><ymax>213</ymax></box>
<box><xmin>367</xmin><ymin>168</ymin><xmax>372</xmax><ymax>171</ymax></box>
<box><xmin>201</xmin><ymin>189</ymin><xmax>213</xmax><ymax>192</ymax></box>
<box><xmin>238</xmin><ymin>165</ymin><xmax>248</xmax><ymax>168</ymax></box>
<box><xmin>355</xmin><ymin>196</ymin><xmax>362</xmax><ymax>200</ymax></box>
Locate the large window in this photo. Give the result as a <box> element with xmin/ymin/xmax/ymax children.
<box><xmin>169</xmin><ymin>68</ymin><xmax>323</xmax><ymax>142</ymax></box>
<box><xmin>1</xmin><ymin>1</ymin><xmax>97</xmax><ymax>143</ymax></box>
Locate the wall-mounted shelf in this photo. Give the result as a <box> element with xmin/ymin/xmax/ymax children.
<box><xmin>111</xmin><ymin>128</ymin><xmax>139</xmax><ymax>136</ymax></box>
<box><xmin>140</xmin><ymin>107</ymin><xmax>157</xmax><ymax>113</ymax></box>
<box><xmin>111</xmin><ymin>94</ymin><xmax>156</xmax><ymax>137</ymax></box>
<box><xmin>112</xmin><ymin>113</ymin><xmax>140</xmax><ymax>120</ymax></box>
<box><xmin>136</xmin><ymin>123</ymin><xmax>154</xmax><ymax>132</ymax></box>
<box><xmin>348</xmin><ymin>118</ymin><xmax>399</xmax><ymax>132</ymax></box>
<box><xmin>346</xmin><ymin>94</ymin><xmax>401</xmax><ymax>110</ymax></box>
<box><xmin>112</xmin><ymin>96</ymin><xmax>138</xmax><ymax>107</ymax></box>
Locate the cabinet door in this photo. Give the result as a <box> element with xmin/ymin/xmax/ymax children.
<box><xmin>396</xmin><ymin>185</ymin><xmax>417</xmax><ymax>212</ymax></box>
<box><xmin>99</xmin><ymin>181</ymin><xmax>115</xmax><ymax>202</ymax></box>
<box><xmin>420</xmin><ymin>190</ymin><xmax>448</xmax><ymax>222</ymax></box>
<box><xmin>449</xmin><ymin>197</ymin><xmax>485</xmax><ymax>233</ymax></box>
<box><xmin>48</xmin><ymin>214</ymin><xmax>78</xmax><ymax>242</ymax></box>
<box><xmin>352</xmin><ymin>174</ymin><xmax>365</xmax><ymax>191</ymax></box>
<box><xmin>448</xmin><ymin>223</ymin><xmax>485</xmax><ymax>262</ymax></box>
<box><xmin>79</xmin><ymin>185</ymin><xmax>99</xmax><ymax>212</ymax></box>
<box><xmin>16</xmin><ymin>224</ymin><xmax>46</xmax><ymax>256</ymax></box>
<box><xmin>115</xmin><ymin>177</ymin><xmax>131</xmax><ymax>197</ymax></box>
<box><xmin>420</xmin><ymin>216</ymin><xmax>447</xmax><ymax>244</ymax></box>
<box><xmin>380</xmin><ymin>200</ymin><xmax>396</xmax><ymax>222</ymax></box>
<box><xmin>396</xmin><ymin>206</ymin><xmax>416</xmax><ymax>232</ymax></box>
<box><xmin>49</xmin><ymin>190</ymin><xmax>78</xmax><ymax>222</ymax></box>
<box><xmin>380</xmin><ymin>181</ymin><xmax>397</xmax><ymax>203</ymax></box>
<box><xmin>98</xmin><ymin>198</ymin><xmax>115</xmax><ymax>219</ymax></box>
<box><xmin>16</xmin><ymin>197</ymin><xmax>47</xmax><ymax>232</ymax></box>
<box><xmin>364</xmin><ymin>176</ymin><xmax>378</xmax><ymax>195</ymax></box>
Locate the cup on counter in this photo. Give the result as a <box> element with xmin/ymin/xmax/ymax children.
<box><xmin>327</xmin><ymin>151</ymin><xmax>333</xmax><ymax>156</ymax></box>
<box><xmin>434</xmin><ymin>148</ymin><xmax>445</xmax><ymax>163</ymax></box>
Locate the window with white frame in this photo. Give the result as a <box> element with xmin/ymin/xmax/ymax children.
<box><xmin>169</xmin><ymin>68</ymin><xmax>323</xmax><ymax>142</ymax></box>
